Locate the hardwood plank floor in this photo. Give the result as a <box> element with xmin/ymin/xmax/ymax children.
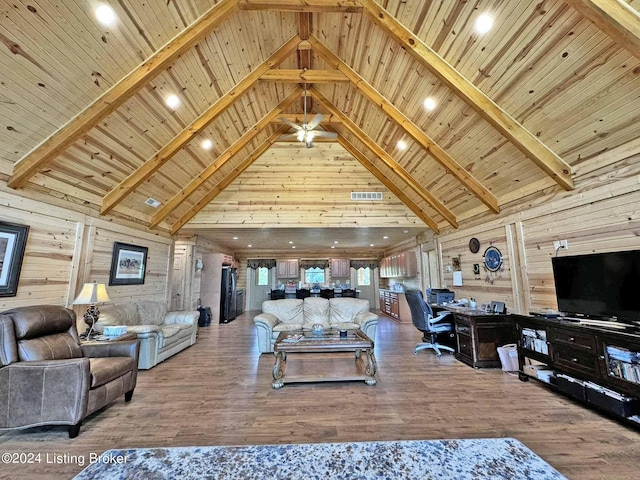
<box><xmin>1</xmin><ymin>312</ymin><xmax>639</xmax><ymax>479</ymax></box>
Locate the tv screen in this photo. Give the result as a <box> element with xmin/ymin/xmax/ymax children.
<box><xmin>551</xmin><ymin>250</ymin><xmax>640</xmax><ymax>324</ymax></box>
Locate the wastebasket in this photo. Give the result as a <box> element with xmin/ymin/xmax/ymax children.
<box><xmin>497</xmin><ymin>344</ymin><xmax>519</xmax><ymax>372</ymax></box>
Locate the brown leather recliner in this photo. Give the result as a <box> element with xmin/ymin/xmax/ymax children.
<box><xmin>0</xmin><ymin>305</ymin><xmax>139</xmax><ymax>438</ymax></box>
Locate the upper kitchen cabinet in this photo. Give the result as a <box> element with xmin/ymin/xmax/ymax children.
<box><xmin>277</xmin><ymin>259</ymin><xmax>299</xmax><ymax>279</ymax></box>
<box><xmin>331</xmin><ymin>258</ymin><xmax>350</xmax><ymax>278</ymax></box>
<box><xmin>379</xmin><ymin>251</ymin><xmax>417</xmax><ymax>278</ymax></box>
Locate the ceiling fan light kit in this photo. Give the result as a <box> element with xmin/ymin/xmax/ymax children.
<box><xmin>280</xmin><ymin>84</ymin><xmax>337</xmax><ymax>148</ymax></box>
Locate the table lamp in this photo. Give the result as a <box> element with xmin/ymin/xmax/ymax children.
<box><xmin>73</xmin><ymin>281</ymin><xmax>110</xmax><ymax>339</ymax></box>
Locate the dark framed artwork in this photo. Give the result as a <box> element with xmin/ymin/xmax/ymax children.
<box><xmin>0</xmin><ymin>221</ymin><xmax>30</xmax><ymax>297</ymax></box>
<box><xmin>109</xmin><ymin>242</ymin><xmax>148</xmax><ymax>286</ymax></box>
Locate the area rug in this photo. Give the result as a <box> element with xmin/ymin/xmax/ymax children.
<box><xmin>73</xmin><ymin>437</ymin><xmax>567</xmax><ymax>479</ymax></box>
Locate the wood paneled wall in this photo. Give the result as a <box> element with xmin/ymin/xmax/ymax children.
<box><xmin>434</xmin><ymin>140</ymin><xmax>640</xmax><ymax>314</ymax></box>
<box><xmin>0</xmin><ymin>189</ymin><xmax>173</xmax><ymax>332</ymax></box>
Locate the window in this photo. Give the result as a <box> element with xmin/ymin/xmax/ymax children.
<box><xmin>357</xmin><ymin>267</ymin><xmax>371</xmax><ymax>286</ymax></box>
<box><xmin>256</xmin><ymin>267</ymin><xmax>269</xmax><ymax>286</ymax></box>
<box><xmin>304</xmin><ymin>267</ymin><xmax>325</xmax><ymax>284</ymax></box>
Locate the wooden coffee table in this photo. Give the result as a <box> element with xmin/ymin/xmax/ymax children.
<box><xmin>271</xmin><ymin>329</ymin><xmax>377</xmax><ymax>389</ymax></box>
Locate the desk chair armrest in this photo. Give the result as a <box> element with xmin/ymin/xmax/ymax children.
<box><xmin>429</xmin><ymin>310</ymin><xmax>452</xmax><ymax>327</ymax></box>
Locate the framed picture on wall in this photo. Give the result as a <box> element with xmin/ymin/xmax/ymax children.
<box><xmin>109</xmin><ymin>242</ymin><xmax>148</xmax><ymax>286</ymax></box>
<box><xmin>0</xmin><ymin>221</ymin><xmax>30</xmax><ymax>297</ymax></box>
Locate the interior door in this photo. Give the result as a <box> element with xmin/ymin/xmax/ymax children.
<box><xmin>170</xmin><ymin>248</ymin><xmax>187</xmax><ymax>311</ymax></box>
<box><xmin>248</xmin><ymin>267</ymin><xmax>273</xmax><ymax>310</ymax></box>
<box><xmin>355</xmin><ymin>267</ymin><xmax>377</xmax><ymax>307</ymax></box>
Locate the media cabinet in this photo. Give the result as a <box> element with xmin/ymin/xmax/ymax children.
<box><xmin>512</xmin><ymin>314</ymin><xmax>640</xmax><ymax>427</ymax></box>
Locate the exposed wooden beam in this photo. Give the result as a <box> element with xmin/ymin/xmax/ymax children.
<box><xmin>171</xmin><ymin>127</ymin><xmax>289</xmax><ymax>234</ymax></box>
<box><xmin>565</xmin><ymin>0</ymin><xmax>640</xmax><ymax>61</ymax></box>
<box><xmin>361</xmin><ymin>0</ymin><xmax>574</xmax><ymax>191</ymax></box>
<box><xmin>8</xmin><ymin>0</ymin><xmax>239</xmax><ymax>189</ymax></box>
<box><xmin>237</xmin><ymin>0</ymin><xmax>363</xmax><ymax>12</ymax></box>
<box><xmin>101</xmin><ymin>34</ymin><xmax>301</xmax><ymax>215</ymax></box>
<box><xmin>332</xmin><ymin>129</ymin><xmax>440</xmax><ymax>233</ymax></box>
<box><xmin>260</xmin><ymin>69</ymin><xmax>349</xmax><ymax>82</ymax></box>
<box><xmin>275</xmin><ymin>113</ymin><xmax>341</xmax><ymax>124</ymax></box>
<box><xmin>309</xmin><ymin>35</ymin><xmax>499</xmax><ymax>214</ymax></box>
<box><xmin>149</xmin><ymin>87</ymin><xmax>302</xmax><ymax>228</ymax></box>
<box><xmin>312</xmin><ymin>87</ymin><xmax>458</xmax><ymax>228</ymax></box>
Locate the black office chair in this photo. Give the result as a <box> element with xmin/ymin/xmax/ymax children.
<box><xmin>405</xmin><ymin>290</ymin><xmax>455</xmax><ymax>357</ymax></box>
<box><xmin>296</xmin><ymin>288</ymin><xmax>310</xmax><ymax>299</ymax></box>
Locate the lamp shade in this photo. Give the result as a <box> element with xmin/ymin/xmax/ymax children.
<box><xmin>73</xmin><ymin>282</ymin><xmax>110</xmax><ymax>305</ymax></box>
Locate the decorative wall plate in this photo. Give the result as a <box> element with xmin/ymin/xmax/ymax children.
<box><xmin>483</xmin><ymin>246</ymin><xmax>503</xmax><ymax>272</ymax></box>
<box><xmin>469</xmin><ymin>237</ymin><xmax>480</xmax><ymax>253</ymax></box>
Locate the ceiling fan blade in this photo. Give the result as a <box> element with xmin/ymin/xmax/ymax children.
<box><xmin>306</xmin><ymin>113</ymin><xmax>324</xmax><ymax>130</ymax></box>
<box><xmin>279</xmin><ymin>118</ymin><xmax>303</xmax><ymax>130</ymax></box>
<box><xmin>278</xmin><ymin>133</ymin><xmax>300</xmax><ymax>140</ymax></box>
<box><xmin>313</xmin><ymin>130</ymin><xmax>338</xmax><ymax>139</ymax></box>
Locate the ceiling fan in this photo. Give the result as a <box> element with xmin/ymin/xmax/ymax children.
<box><xmin>279</xmin><ymin>85</ymin><xmax>337</xmax><ymax>148</ymax></box>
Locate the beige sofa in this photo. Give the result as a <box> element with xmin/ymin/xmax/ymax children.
<box><xmin>96</xmin><ymin>301</ymin><xmax>198</xmax><ymax>369</ymax></box>
<box><xmin>253</xmin><ymin>297</ymin><xmax>379</xmax><ymax>354</ymax></box>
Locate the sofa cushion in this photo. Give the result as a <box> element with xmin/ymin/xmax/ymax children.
<box><xmin>303</xmin><ymin>297</ymin><xmax>330</xmax><ymax>325</ymax></box>
<box><xmin>329</xmin><ymin>298</ymin><xmax>370</xmax><ymax>325</ymax></box>
<box><xmin>262</xmin><ymin>299</ymin><xmax>304</xmax><ymax>324</ymax></box>
<box><xmin>99</xmin><ymin>304</ymin><xmax>139</xmax><ymax>327</ymax></box>
<box><xmin>89</xmin><ymin>357</ymin><xmax>135</xmax><ymax>388</ymax></box>
<box><xmin>161</xmin><ymin>324</ymin><xmax>182</xmax><ymax>338</ymax></box>
<box><xmin>273</xmin><ymin>323</ymin><xmax>303</xmax><ymax>333</ymax></box>
<box><xmin>137</xmin><ymin>301</ymin><xmax>168</xmax><ymax>326</ymax></box>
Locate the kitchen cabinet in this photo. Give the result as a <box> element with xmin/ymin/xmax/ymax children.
<box><xmin>331</xmin><ymin>258</ymin><xmax>350</xmax><ymax>278</ymax></box>
<box><xmin>277</xmin><ymin>259</ymin><xmax>299</xmax><ymax>279</ymax></box>
<box><xmin>379</xmin><ymin>251</ymin><xmax>417</xmax><ymax>278</ymax></box>
<box><xmin>378</xmin><ymin>289</ymin><xmax>412</xmax><ymax>323</ymax></box>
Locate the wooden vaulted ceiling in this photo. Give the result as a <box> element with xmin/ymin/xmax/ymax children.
<box><xmin>1</xmin><ymin>0</ymin><xmax>640</xmax><ymax>253</ymax></box>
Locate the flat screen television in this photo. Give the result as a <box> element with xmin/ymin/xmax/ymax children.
<box><xmin>551</xmin><ymin>250</ymin><xmax>640</xmax><ymax>325</ymax></box>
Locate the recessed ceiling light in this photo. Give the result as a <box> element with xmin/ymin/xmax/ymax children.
<box><xmin>288</xmin><ymin>241</ymin><xmax>293</xmax><ymax>244</ymax></box>
<box><xmin>403</xmin><ymin>230</ymin><xmax>409</xmax><ymax>234</ymax></box>
<box><xmin>475</xmin><ymin>13</ymin><xmax>493</xmax><ymax>34</ymax></box>
<box><xmin>292</xmin><ymin>246</ymin><xmax>296</xmax><ymax>249</ymax></box>
<box><xmin>166</xmin><ymin>94</ymin><xmax>180</xmax><ymax>109</ymax></box>
<box><xmin>397</xmin><ymin>140</ymin><xmax>407</xmax><ymax>150</ymax></box>
<box><xmin>201</xmin><ymin>139</ymin><xmax>213</xmax><ymax>150</ymax></box>
<box><xmin>334</xmin><ymin>241</ymin><xmax>339</xmax><ymax>244</ymax></box>
<box><xmin>95</xmin><ymin>4</ymin><xmax>116</xmax><ymax>26</ymax></box>
<box><xmin>331</xmin><ymin>246</ymin><xmax>336</xmax><ymax>249</ymax></box>
<box><xmin>423</xmin><ymin>98</ymin><xmax>437</xmax><ymax>111</ymax></box>
<box><xmin>247</xmin><ymin>244</ymin><xmax>252</xmax><ymax>247</ymax></box>
<box><xmin>370</xmin><ymin>244</ymin><xmax>375</xmax><ymax>247</ymax></box>
<box><xmin>232</xmin><ymin>236</ymin><xmax>238</xmax><ymax>240</ymax></box>
<box><xmin>383</xmin><ymin>236</ymin><xmax>389</xmax><ymax>239</ymax></box>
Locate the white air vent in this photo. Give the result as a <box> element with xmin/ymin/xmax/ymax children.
<box><xmin>145</xmin><ymin>198</ymin><xmax>161</xmax><ymax>208</ymax></box>
<box><xmin>351</xmin><ymin>192</ymin><xmax>383</xmax><ymax>201</ymax></box>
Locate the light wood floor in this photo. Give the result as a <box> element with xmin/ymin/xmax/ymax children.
<box><xmin>1</xmin><ymin>312</ymin><xmax>639</xmax><ymax>479</ymax></box>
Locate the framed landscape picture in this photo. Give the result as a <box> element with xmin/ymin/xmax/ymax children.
<box><xmin>109</xmin><ymin>242</ymin><xmax>148</xmax><ymax>286</ymax></box>
<box><xmin>0</xmin><ymin>221</ymin><xmax>30</xmax><ymax>297</ymax></box>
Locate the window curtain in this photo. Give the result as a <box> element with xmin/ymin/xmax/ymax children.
<box><xmin>350</xmin><ymin>259</ymin><xmax>379</xmax><ymax>270</ymax></box>
<box><xmin>299</xmin><ymin>259</ymin><xmax>329</xmax><ymax>270</ymax></box>
<box><xmin>246</xmin><ymin>259</ymin><xmax>276</xmax><ymax>269</ymax></box>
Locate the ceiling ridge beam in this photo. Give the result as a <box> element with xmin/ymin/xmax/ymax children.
<box><xmin>170</xmin><ymin>126</ymin><xmax>289</xmax><ymax>234</ymax></box>
<box><xmin>273</xmin><ymin>114</ymin><xmax>341</xmax><ymax>124</ymax></box>
<box><xmin>237</xmin><ymin>0</ymin><xmax>363</xmax><ymax>12</ymax></box>
<box><xmin>101</xmin><ymin>34</ymin><xmax>302</xmax><ymax>215</ymax></box>
<box><xmin>311</xmin><ymin>87</ymin><xmax>458</xmax><ymax>229</ymax></box>
<box><xmin>565</xmin><ymin>0</ymin><xmax>640</xmax><ymax>61</ymax></box>
<box><xmin>149</xmin><ymin>87</ymin><xmax>302</xmax><ymax>228</ymax></box>
<box><xmin>361</xmin><ymin>0</ymin><xmax>574</xmax><ymax>191</ymax></box>
<box><xmin>309</xmin><ymin>35</ymin><xmax>499</xmax><ymax>214</ymax></box>
<box><xmin>8</xmin><ymin>0</ymin><xmax>240</xmax><ymax>189</ymax></box>
<box><xmin>260</xmin><ymin>69</ymin><xmax>349</xmax><ymax>82</ymax></box>
<box><xmin>329</xmin><ymin>127</ymin><xmax>440</xmax><ymax>233</ymax></box>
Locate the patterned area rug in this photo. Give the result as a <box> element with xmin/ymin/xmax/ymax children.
<box><xmin>73</xmin><ymin>437</ymin><xmax>567</xmax><ymax>480</ymax></box>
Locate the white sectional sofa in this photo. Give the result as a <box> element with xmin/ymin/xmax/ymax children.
<box><xmin>253</xmin><ymin>297</ymin><xmax>379</xmax><ymax>354</ymax></box>
<box><xmin>96</xmin><ymin>301</ymin><xmax>198</xmax><ymax>369</ymax></box>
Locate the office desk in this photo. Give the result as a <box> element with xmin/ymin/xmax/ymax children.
<box><xmin>433</xmin><ymin>305</ymin><xmax>514</xmax><ymax>368</ymax></box>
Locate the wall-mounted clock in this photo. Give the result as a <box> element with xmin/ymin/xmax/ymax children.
<box><xmin>469</xmin><ymin>237</ymin><xmax>480</xmax><ymax>254</ymax></box>
<box><xmin>483</xmin><ymin>246</ymin><xmax>503</xmax><ymax>272</ymax></box>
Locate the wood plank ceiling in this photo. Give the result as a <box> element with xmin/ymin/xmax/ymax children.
<box><xmin>1</xmin><ymin>0</ymin><xmax>639</xmax><ymax>255</ymax></box>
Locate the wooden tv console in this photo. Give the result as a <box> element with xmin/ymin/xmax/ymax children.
<box><xmin>512</xmin><ymin>314</ymin><xmax>640</xmax><ymax>427</ymax></box>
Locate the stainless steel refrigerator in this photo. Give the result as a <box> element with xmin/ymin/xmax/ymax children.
<box><xmin>220</xmin><ymin>266</ymin><xmax>237</xmax><ymax>323</ymax></box>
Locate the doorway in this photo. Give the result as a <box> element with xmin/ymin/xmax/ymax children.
<box><xmin>248</xmin><ymin>267</ymin><xmax>273</xmax><ymax>310</ymax></box>
<box><xmin>355</xmin><ymin>267</ymin><xmax>377</xmax><ymax>307</ymax></box>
